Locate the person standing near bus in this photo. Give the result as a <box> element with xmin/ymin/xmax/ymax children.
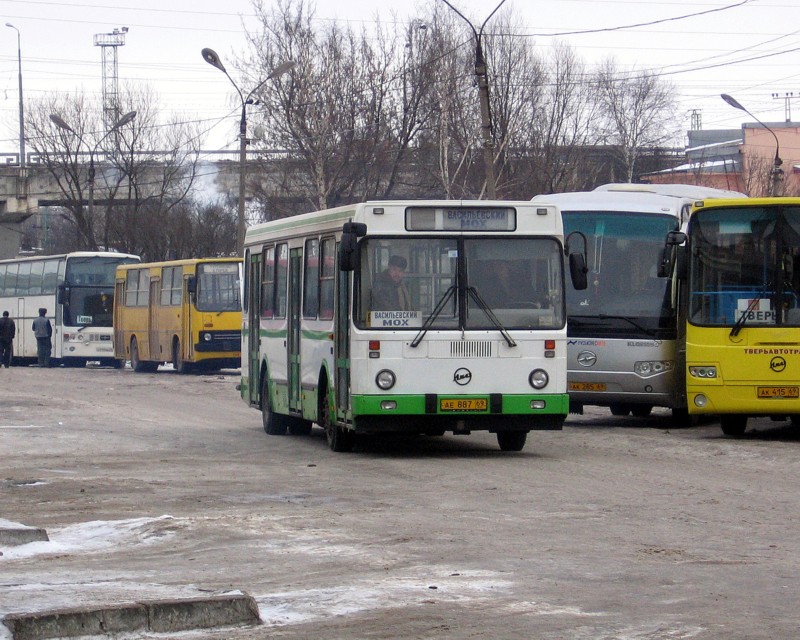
<box><xmin>0</xmin><ymin>310</ymin><xmax>15</xmax><ymax>368</ymax></box>
<box><xmin>32</xmin><ymin>308</ymin><xmax>52</xmax><ymax>367</ymax></box>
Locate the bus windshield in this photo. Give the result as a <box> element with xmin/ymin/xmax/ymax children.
<box><xmin>563</xmin><ymin>211</ymin><xmax>678</xmax><ymax>335</ymax></box>
<box><xmin>356</xmin><ymin>236</ymin><xmax>564</xmax><ymax>330</ymax></box>
<box><xmin>196</xmin><ymin>262</ymin><xmax>242</xmax><ymax>312</ymax></box>
<box><xmin>63</xmin><ymin>256</ymin><xmax>138</xmax><ymax>327</ymax></box>
<box><xmin>688</xmin><ymin>205</ymin><xmax>800</xmax><ymax>327</ymax></box>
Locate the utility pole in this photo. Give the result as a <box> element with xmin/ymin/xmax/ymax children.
<box><xmin>439</xmin><ymin>0</ymin><xmax>507</xmax><ymax>199</ymax></box>
<box><xmin>771</xmin><ymin>91</ymin><xmax>797</xmax><ymax>123</ymax></box>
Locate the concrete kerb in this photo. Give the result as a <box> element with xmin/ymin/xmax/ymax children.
<box><xmin>2</xmin><ymin>593</ymin><xmax>262</xmax><ymax>640</ymax></box>
<box><xmin>0</xmin><ymin>521</ymin><xmax>49</xmax><ymax>546</ymax></box>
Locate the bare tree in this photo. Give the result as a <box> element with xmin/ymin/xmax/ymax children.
<box><xmin>26</xmin><ymin>85</ymin><xmax>208</xmax><ymax>260</ymax></box>
<box><xmin>26</xmin><ymin>93</ymin><xmax>120</xmax><ymax>250</ymax></box>
<box><xmin>594</xmin><ymin>59</ymin><xmax>678</xmax><ymax>183</ymax></box>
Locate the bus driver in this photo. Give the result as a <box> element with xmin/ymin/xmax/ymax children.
<box><xmin>371</xmin><ymin>255</ymin><xmax>411</xmax><ymax>311</ymax></box>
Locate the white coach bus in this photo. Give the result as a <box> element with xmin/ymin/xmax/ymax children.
<box><xmin>533</xmin><ymin>183</ymin><xmax>745</xmax><ymax>421</ymax></box>
<box><xmin>241</xmin><ymin>200</ymin><xmax>587</xmax><ymax>452</ymax></box>
<box><xmin>0</xmin><ymin>251</ymin><xmax>140</xmax><ymax>366</ymax></box>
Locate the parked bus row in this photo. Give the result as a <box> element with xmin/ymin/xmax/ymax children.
<box><xmin>4</xmin><ymin>191</ymin><xmax>798</xmax><ymax>447</ymax></box>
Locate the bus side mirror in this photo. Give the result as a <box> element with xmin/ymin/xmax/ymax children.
<box><xmin>564</xmin><ymin>230</ymin><xmax>588</xmax><ymax>290</ymax></box>
<box><xmin>569</xmin><ymin>253</ymin><xmax>588</xmax><ymax>290</ymax></box>
<box><xmin>57</xmin><ymin>284</ymin><xmax>68</xmax><ymax>304</ymax></box>
<box><xmin>339</xmin><ymin>222</ymin><xmax>367</xmax><ymax>272</ymax></box>
<box><xmin>186</xmin><ymin>275</ymin><xmax>197</xmax><ymax>294</ymax></box>
<box><xmin>657</xmin><ymin>231</ymin><xmax>687</xmax><ymax>278</ymax></box>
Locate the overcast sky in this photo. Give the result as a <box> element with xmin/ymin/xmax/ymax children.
<box><xmin>0</xmin><ymin>0</ymin><xmax>796</xmax><ymax>156</ymax></box>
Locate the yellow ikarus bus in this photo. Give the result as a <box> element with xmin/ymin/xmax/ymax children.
<box><xmin>661</xmin><ymin>197</ymin><xmax>800</xmax><ymax>435</ymax></box>
<box><xmin>114</xmin><ymin>258</ymin><xmax>242</xmax><ymax>373</ymax></box>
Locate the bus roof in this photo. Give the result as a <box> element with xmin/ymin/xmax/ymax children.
<box><xmin>0</xmin><ymin>251</ymin><xmax>140</xmax><ymax>265</ymax></box>
<box><xmin>115</xmin><ymin>256</ymin><xmax>241</xmax><ymax>272</ymax></box>
<box><xmin>532</xmin><ymin>190</ymin><xmax>693</xmax><ymax>215</ymax></box>
<box><xmin>690</xmin><ymin>196</ymin><xmax>800</xmax><ymax>212</ymax></box>
<box><xmin>245</xmin><ymin>200</ymin><xmax>561</xmax><ymax>244</ymax></box>
<box><xmin>592</xmin><ymin>183</ymin><xmax>746</xmax><ymax>199</ymax></box>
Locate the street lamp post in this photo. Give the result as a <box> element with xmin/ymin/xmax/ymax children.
<box><xmin>202</xmin><ymin>49</ymin><xmax>295</xmax><ymax>254</ymax></box>
<box><xmin>721</xmin><ymin>93</ymin><xmax>784</xmax><ymax>197</ymax></box>
<box><xmin>49</xmin><ymin>111</ymin><xmax>137</xmax><ymax>249</ymax></box>
<box><xmin>439</xmin><ymin>0</ymin><xmax>507</xmax><ymax>199</ymax></box>
<box><xmin>5</xmin><ymin>23</ymin><xmax>25</xmax><ymax>168</ymax></box>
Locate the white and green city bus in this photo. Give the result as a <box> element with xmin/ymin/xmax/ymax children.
<box><xmin>240</xmin><ymin>200</ymin><xmax>587</xmax><ymax>452</ymax></box>
<box><xmin>0</xmin><ymin>251</ymin><xmax>140</xmax><ymax>366</ymax></box>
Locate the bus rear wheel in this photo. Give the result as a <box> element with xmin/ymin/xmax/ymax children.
<box><xmin>720</xmin><ymin>415</ymin><xmax>747</xmax><ymax>436</ymax></box>
<box><xmin>130</xmin><ymin>337</ymin><xmax>146</xmax><ymax>373</ymax></box>
<box><xmin>261</xmin><ymin>377</ymin><xmax>287</xmax><ymax>435</ymax></box>
<box><xmin>497</xmin><ymin>430</ymin><xmax>527</xmax><ymax>452</ymax></box>
<box><xmin>609</xmin><ymin>404</ymin><xmax>631</xmax><ymax>416</ymax></box>
<box><xmin>321</xmin><ymin>387</ymin><xmax>353</xmax><ymax>452</ymax></box>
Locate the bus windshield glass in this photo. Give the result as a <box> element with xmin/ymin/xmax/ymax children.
<box><xmin>63</xmin><ymin>256</ymin><xmax>139</xmax><ymax>327</ymax></box>
<box><xmin>688</xmin><ymin>205</ymin><xmax>800</xmax><ymax>327</ymax></box>
<box><xmin>563</xmin><ymin>211</ymin><xmax>678</xmax><ymax>335</ymax></box>
<box><xmin>356</xmin><ymin>237</ymin><xmax>564</xmax><ymax>330</ymax></box>
<box><xmin>196</xmin><ymin>262</ymin><xmax>242</xmax><ymax>312</ymax></box>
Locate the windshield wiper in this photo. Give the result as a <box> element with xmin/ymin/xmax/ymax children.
<box><xmin>411</xmin><ymin>285</ymin><xmax>457</xmax><ymax>348</ymax></box>
<box><xmin>466</xmin><ymin>286</ymin><xmax>516</xmax><ymax>348</ymax></box>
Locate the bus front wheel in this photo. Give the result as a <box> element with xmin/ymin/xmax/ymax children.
<box><xmin>497</xmin><ymin>430</ymin><xmax>527</xmax><ymax>452</ymax></box>
<box><xmin>172</xmin><ymin>339</ymin><xmax>189</xmax><ymax>374</ymax></box>
<box><xmin>261</xmin><ymin>377</ymin><xmax>287</xmax><ymax>435</ymax></box>
<box><xmin>720</xmin><ymin>415</ymin><xmax>747</xmax><ymax>436</ymax></box>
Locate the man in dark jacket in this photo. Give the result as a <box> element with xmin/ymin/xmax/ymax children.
<box><xmin>0</xmin><ymin>310</ymin><xmax>15</xmax><ymax>367</ymax></box>
<box><xmin>32</xmin><ymin>308</ymin><xmax>52</xmax><ymax>367</ymax></box>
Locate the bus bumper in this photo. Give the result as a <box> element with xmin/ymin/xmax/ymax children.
<box><xmin>350</xmin><ymin>393</ymin><xmax>568</xmax><ymax>433</ymax></box>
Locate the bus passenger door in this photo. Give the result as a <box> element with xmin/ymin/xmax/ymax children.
<box><xmin>288</xmin><ymin>248</ymin><xmax>302</xmax><ymax>414</ymax></box>
<box><xmin>334</xmin><ymin>265</ymin><xmax>351</xmax><ymax>422</ymax></box>
<box><xmin>247</xmin><ymin>251</ymin><xmax>261</xmax><ymax>405</ymax></box>
<box><xmin>148</xmin><ymin>278</ymin><xmax>159</xmax><ymax>361</ymax></box>
<box><xmin>113</xmin><ymin>280</ymin><xmax>124</xmax><ymax>358</ymax></box>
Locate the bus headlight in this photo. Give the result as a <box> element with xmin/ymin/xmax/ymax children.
<box><xmin>634</xmin><ymin>360</ymin><xmax>673</xmax><ymax>377</ymax></box>
<box><xmin>203</xmin><ymin>332</ymin><xmax>212</xmax><ymax>342</ymax></box>
<box><xmin>529</xmin><ymin>369</ymin><xmax>549</xmax><ymax>389</ymax></box>
<box><xmin>376</xmin><ymin>369</ymin><xmax>396</xmax><ymax>390</ymax></box>
<box><xmin>689</xmin><ymin>366</ymin><xmax>717</xmax><ymax>378</ymax></box>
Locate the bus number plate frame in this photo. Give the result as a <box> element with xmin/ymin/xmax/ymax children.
<box><xmin>569</xmin><ymin>382</ymin><xmax>607</xmax><ymax>392</ymax></box>
<box><xmin>757</xmin><ymin>386</ymin><xmax>799</xmax><ymax>398</ymax></box>
<box><xmin>440</xmin><ymin>398</ymin><xmax>489</xmax><ymax>412</ymax></box>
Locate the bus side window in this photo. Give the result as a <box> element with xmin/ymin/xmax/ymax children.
<box><xmin>261</xmin><ymin>246</ymin><xmax>275</xmax><ymax>319</ymax></box>
<box><xmin>319</xmin><ymin>237</ymin><xmax>335</xmax><ymax>320</ymax></box>
<box><xmin>303</xmin><ymin>238</ymin><xmax>319</xmax><ymax>318</ymax></box>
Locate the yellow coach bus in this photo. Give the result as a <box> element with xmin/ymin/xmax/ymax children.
<box><xmin>114</xmin><ymin>257</ymin><xmax>242</xmax><ymax>373</ymax></box>
<box><xmin>660</xmin><ymin>197</ymin><xmax>800</xmax><ymax>435</ymax></box>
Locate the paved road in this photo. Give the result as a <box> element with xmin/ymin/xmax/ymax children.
<box><xmin>2</xmin><ymin>365</ymin><xmax>799</xmax><ymax>639</ymax></box>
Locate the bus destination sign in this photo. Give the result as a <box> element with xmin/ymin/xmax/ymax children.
<box><xmin>406</xmin><ymin>207</ymin><xmax>516</xmax><ymax>231</ymax></box>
